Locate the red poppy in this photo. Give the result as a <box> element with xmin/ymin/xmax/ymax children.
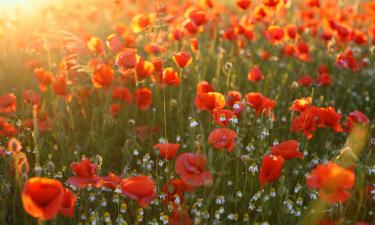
<box><xmin>248</xmin><ymin>65</ymin><xmax>264</xmax><ymax>82</ymax></box>
<box><xmin>212</xmin><ymin>108</ymin><xmax>234</xmax><ymax>126</ymax></box>
<box><xmin>0</xmin><ymin>117</ymin><xmax>17</xmax><ymax>137</ymax></box>
<box><xmin>67</xmin><ymin>158</ymin><xmax>101</xmax><ymax>188</ymax></box>
<box><xmin>316</xmin><ymin>73</ymin><xmax>332</xmax><ymax>87</ymax></box>
<box><xmin>59</xmin><ymin>188</ymin><xmax>76</xmax><ymax>218</ymax></box>
<box><xmin>154</xmin><ymin>143</ymin><xmax>180</xmax><ymax>160</ymax></box>
<box><xmin>186</xmin><ymin>8</ymin><xmax>207</xmax><ymax>26</ymax></box>
<box><xmin>259</xmin><ymin>155</ymin><xmax>284</xmax><ymax>187</ymax></box>
<box><xmin>23</xmin><ymin>90</ymin><xmax>41</xmax><ymax>106</ymax></box>
<box><xmin>135</xmin><ymin>58</ymin><xmax>154</xmax><ymax>81</ymax></box>
<box><xmin>169</xmin><ymin>208</ymin><xmax>192</xmax><ymax>225</ymax></box>
<box><xmin>291</xmin><ymin>106</ymin><xmax>321</xmax><ymax>139</ymax></box>
<box><xmin>87</xmin><ymin>36</ymin><xmax>105</xmax><ymax>55</ymax></box>
<box><xmin>295</xmin><ymin>41</ymin><xmax>311</xmax><ymax>62</ymax></box>
<box><xmin>208</xmin><ymin>128</ymin><xmax>236</xmax><ymax>152</ymax></box>
<box><xmin>34</xmin><ymin>68</ymin><xmax>53</xmax><ymax>92</ymax></box>
<box><xmin>134</xmin><ymin>88</ymin><xmax>152</xmax><ymax>111</ymax></box>
<box><xmin>265</xmin><ymin>25</ymin><xmax>284</xmax><ymax>44</ymax></box>
<box><xmin>161</xmin><ymin>67</ymin><xmax>180</xmax><ymax>86</ymax></box>
<box><xmin>112</xmin><ymin>87</ymin><xmax>132</xmax><ymax>104</ymax></box>
<box><xmin>226</xmin><ymin>91</ymin><xmax>242</xmax><ymax>108</ymax></box>
<box><xmin>271</xmin><ymin>140</ymin><xmax>303</xmax><ymax>160</ymax></box>
<box><xmin>194</xmin><ymin>92</ymin><xmax>225</xmax><ymax>111</ymax></box>
<box><xmin>298</xmin><ymin>75</ymin><xmax>313</xmax><ymax>87</ymax></box>
<box><xmin>196</xmin><ymin>81</ymin><xmax>214</xmax><ymax>94</ymax></box>
<box><xmin>131</xmin><ymin>14</ymin><xmax>155</xmax><ymax>33</ymax></box>
<box><xmin>175</xmin><ymin>153</ymin><xmax>213</xmax><ymax>187</ymax></box>
<box><xmin>173</xmin><ymin>51</ymin><xmax>192</xmax><ymax>68</ymax></box>
<box><xmin>236</xmin><ymin>0</ymin><xmax>251</xmax><ymax>10</ymax></box>
<box><xmin>115</xmin><ymin>48</ymin><xmax>138</xmax><ymax>69</ymax></box>
<box><xmin>162</xmin><ymin>178</ymin><xmax>194</xmax><ymax>205</ymax></box>
<box><xmin>22</xmin><ymin>177</ymin><xmax>64</xmax><ymax>221</ymax></box>
<box><xmin>246</xmin><ymin>92</ymin><xmax>276</xmax><ymax>116</ymax></box>
<box><xmin>106</xmin><ymin>33</ymin><xmax>123</xmax><ymax>53</ymax></box>
<box><xmin>102</xmin><ymin>172</ymin><xmax>122</xmax><ymax>190</ymax></box>
<box><xmin>344</xmin><ymin>111</ymin><xmax>369</xmax><ymax>132</ymax></box>
<box><xmin>319</xmin><ymin>107</ymin><xmax>343</xmax><ymax>133</ymax></box>
<box><xmin>121</xmin><ymin>175</ymin><xmax>156</xmax><ymax>207</ymax></box>
<box><xmin>52</xmin><ymin>75</ymin><xmax>70</xmax><ymax>98</ymax></box>
<box><xmin>0</xmin><ymin>93</ymin><xmax>16</xmax><ymax>115</ymax></box>
<box><xmin>306</xmin><ymin>162</ymin><xmax>355</xmax><ymax>203</ymax></box>
<box><xmin>92</xmin><ymin>63</ymin><xmax>114</xmax><ymax>88</ymax></box>
<box><xmin>263</xmin><ymin>0</ymin><xmax>281</xmax><ymax>7</ymax></box>
<box><xmin>289</xmin><ymin>97</ymin><xmax>312</xmax><ymax>112</ymax></box>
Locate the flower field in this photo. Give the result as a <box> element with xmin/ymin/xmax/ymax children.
<box><xmin>0</xmin><ymin>0</ymin><xmax>375</xmax><ymax>224</ymax></box>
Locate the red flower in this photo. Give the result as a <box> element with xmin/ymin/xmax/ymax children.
<box><xmin>298</xmin><ymin>75</ymin><xmax>313</xmax><ymax>87</ymax></box>
<box><xmin>212</xmin><ymin>108</ymin><xmax>234</xmax><ymax>126</ymax></box>
<box><xmin>259</xmin><ymin>155</ymin><xmax>284</xmax><ymax>187</ymax></box>
<box><xmin>161</xmin><ymin>67</ymin><xmax>181</xmax><ymax>86</ymax></box>
<box><xmin>271</xmin><ymin>140</ymin><xmax>303</xmax><ymax>160</ymax></box>
<box><xmin>115</xmin><ymin>48</ymin><xmax>138</xmax><ymax>69</ymax></box>
<box><xmin>265</xmin><ymin>25</ymin><xmax>284</xmax><ymax>44</ymax></box>
<box><xmin>196</xmin><ymin>81</ymin><xmax>215</xmax><ymax>94</ymax></box>
<box><xmin>154</xmin><ymin>143</ymin><xmax>180</xmax><ymax>160</ymax></box>
<box><xmin>246</xmin><ymin>92</ymin><xmax>276</xmax><ymax>116</ymax></box>
<box><xmin>169</xmin><ymin>208</ymin><xmax>192</xmax><ymax>225</ymax></box>
<box><xmin>112</xmin><ymin>87</ymin><xmax>132</xmax><ymax>104</ymax></box>
<box><xmin>22</xmin><ymin>177</ymin><xmax>64</xmax><ymax>221</ymax></box>
<box><xmin>67</xmin><ymin>158</ymin><xmax>101</xmax><ymax>188</ymax></box>
<box><xmin>344</xmin><ymin>111</ymin><xmax>369</xmax><ymax>132</ymax></box>
<box><xmin>162</xmin><ymin>178</ymin><xmax>194</xmax><ymax>205</ymax></box>
<box><xmin>0</xmin><ymin>93</ymin><xmax>16</xmax><ymax>114</ymax></box>
<box><xmin>316</xmin><ymin>73</ymin><xmax>332</xmax><ymax>86</ymax></box>
<box><xmin>236</xmin><ymin>0</ymin><xmax>251</xmax><ymax>10</ymax></box>
<box><xmin>208</xmin><ymin>128</ymin><xmax>236</xmax><ymax>152</ymax></box>
<box><xmin>134</xmin><ymin>88</ymin><xmax>152</xmax><ymax>111</ymax></box>
<box><xmin>34</xmin><ymin>68</ymin><xmax>53</xmax><ymax>92</ymax></box>
<box><xmin>59</xmin><ymin>188</ymin><xmax>76</xmax><ymax>218</ymax></box>
<box><xmin>194</xmin><ymin>92</ymin><xmax>225</xmax><ymax>111</ymax></box>
<box><xmin>92</xmin><ymin>63</ymin><xmax>114</xmax><ymax>88</ymax></box>
<box><xmin>226</xmin><ymin>91</ymin><xmax>242</xmax><ymax>108</ymax></box>
<box><xmin>306</xmin><ymin>162</ymin><xmax>355</xmax><ymax>203</ymax></box>
<box><xmin>23</xmin><ymin>90</ymin><xmax>41</xmax><ymax>106</ymax></box>
<box><xmin>0</xmin><ymin>117</ymin><xmax>17</xmax><ymax>137</ymax></box>
<box><xmin>291</xmin><ymin>106</ymin><xmax>321</xmax><ymax>139</ymax></box>
<box><xmin>135</xmin><ymin>58</ymin><xmax>155</xmax><ymax>81</ymax></box>
<box><xmin>52</xmin><ymin>75</ymin><xmax>70</xmax><ymax>98</ymax></box>
<box><xmin>289</xmin><ymin>97</ymin><xmax>312</xmax><ymax>112</ymax></box>
<box><xmin>319</xmin><ymin>107</ymin><xmax>343</xmax><ymax>132</ymax></box>
<box><xmin>247</xmin><ymin>65</ymin><xmax>264</xmax><ymax>82</ymax></box>
<box><xmin>173</xmin><ymin>51</ymin><xmax>192</xmax><ymax>68</ymax></box>
<box><xmin>102</xmin><ymin>172</ymin><xmax>122</xmax><ymax>190</ymax></box>
<box><xmin>121</xmin><ymin>175</ymin><xmax>156</xmax><ymax>207</ymax></box>
<box><xmin>175</xmin><ymin>153</ymin><xmax>213</xmax><ymax>187</ymax></box>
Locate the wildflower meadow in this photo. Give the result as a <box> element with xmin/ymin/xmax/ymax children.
<box><xmin>0</xmin><ymin>0</ymin><xmax>374</xmax><ymax>224</ymax></box>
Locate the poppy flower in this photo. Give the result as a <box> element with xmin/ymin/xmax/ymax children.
<box><xmin>52</xmin><ymin>75</ymin><xmax>70</xmax><ymax>98</ymax></box>
<box><xmin>236</xmin><ymin>0</ymin><xmax>251</xmax><ymax>10</ymax></box>
<box><xmin>135</xmin><ymin>58</ymin><xmax>154</xmax><ymax>81</ymax></box>
<box><xmin>247</xmin><ymin>65</ymin><xmax>264</xmax><ymax>82</ymax></box>
<box><xmin>0</xmin><ymin>117</ymin><xmax>17</xmax><ymax>137</ymax></box>
<box><xmin>306</xmin><ymin>162</ymin><xmax>355</xmax><ymax>203</ymax></box>
<box><xmin>87</xmin><ymin>36</ymin><xmax>105</xmax><ymax>55</ymax></box>
<box><xmin>175</xmin><ymin>153</ymin><xmax>213</xmax><ymax>187</ymax></box>
<box><xmin>316</xmin><ymin>73</ymin><xmax>332</xmax><ymax>87</ymax></box>
<box><xmin>265</xmin><ymin>25</ymin><xmax>284</xmax><ymax>44</ymax></box>
<box><xmin>22</xmin><ymin>177</ymin><xmax>64</xmax><ymax>221</ymax></box>
<box><xmin>173</xmin><ymin>51</ymin><xmax>192</xmax><ymax>68</ymax></box>
<box><xmin>121</xmin><ymin>175</ymin><xmax>156</xmax><ymax>207</ymax></box>
<box><xmin>226</xmin><ymin>91</ymin><xmax>242</xmax><ymax>108</ymax></box>
<box><xmin>186</xmin><ymin>8</ymin><xmax>207</xmax><ymax>26</ymax></box>
<box><xmin>106</xmin><ymin>33</ymin><xmax>123</xmax><ymax>53</ymax></box>
<box><xmin>92</xmin><ymin>63</ymin><xmax>114</xmax><ymax>88</ymax></box>
<box><xmin>169</xmin><ymin>208</ymin><xmax>192</xmax><ymax>225</ymax></box>
<box><xmin>34</xmin><ymin>68</ymin><xmax>53</xmax><ymax>92</ymax></box>
<box><xmin>154</xmin><ymin>143</ymin><xmax>180</xmax><ymax>160</ymax></box>
<box><xmin>289</xmin><ymin>97</ymin><xmax>312</xmax><ymax>112</ymax></box>
<box><xmin>112</xmin><ymin>87</ymin><xmax>132</xmax><ymax>104</ymax></box>
<box><xmin>161</xmin><ymin>67</ymin><xmax>180</xmax><ymax>86</ymax></box>
<box><xmin>208</xmin><ymin>128</ymin><xmax>236</xmax><ymax>152</ymax></box>
<box><xmin>344</xmin><ymin>111</ymin><xmax>369</xmax><ymax>132</ymax></box>
<box><xmin>212</xmin><ymin>108</ymin><xmax>234</xmax><ymax>126</ymax></box>
<box><xmin>298</xmin><ymin>75</ymin><xmax>313</xmax><ymax>87</ymax></box>
<box><xmin>23</xmin><ymin>90</ymin><xmax>41</xmax><ymax>106</ymax></box>
<box><xmin>131</xmin><ymin>14</ymin><xmax>155</xmax><ymax>33</ymax></box>
<box><xmin>246</xmin><ymin>92</ymin><xmax>276</xmax><ymax>116</ymax></box>
<box><xmin>295</xmin><ymin>41</ymin><xmax>311</xmax><ymax>62</ymax></box>
<box><xmin>291</xmin><ymin>106</ymin><xmax>321</xmax><ymax>139</ymax></box>
<box><xmin>263</xmin><ymin>0</ymin><xmax>281</xmax><ymax>7</ymax></box>
<box><xmin>0</xmin><ymin>93</ymin><xmax>16</xmax><ymax>115</ymax></box>
<box><xmin>194</xmin><ymin>92</ymin><xmax>225</xmax><ymax>111</ymax></box>
<box><xmin>162</xmin><ymin>178</ymin><xmax>194</xmax><ymax>205</ymax></box>
<box><xmin>259</xmin><ymin>154</ymin><xmax>284</xmax><ymax>187</ymax></box>
<box><xmin>102</xmin><ymin>172</ymin><xmax>123</xmax><ymax>190</ymax></box>
<box><xmin>115</xmin><ymin>48</ymin><xmax>139</xmax><ymax>69</ymax></box>
<box><xmin>134</xmin><ymin>88</ymin><xmax>152</xmax><ymax>111</ymax></box>
<box><xmin>196</xmin><ymin>81</ymin><xmax>214</xmax><ymax>94</ymax></box>
<box><xmin>59</xmin><ymin>188</ymin><xmax>76</xmax><ymax>218</ymax></box>
<box><xmin>67</xmin><ymin>158</ymin><xmax>101</xmax><ymax>188</ymax></box>
<box><xmin>271</xmin><ymin>140</ymin><xmax>303</xmax><ymax>160</ymax></box>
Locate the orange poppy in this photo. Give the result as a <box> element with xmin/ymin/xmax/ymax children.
<box><xmin>135</xmin><ymin>58</ymin><xmax>154</xmax><ymax>81</ymax></box>
<box><xmin>265</xmin><ymin>26</ymin><xmax>285</xmax><ymax>44</ymax></box>
<box><xmin>0</xmin><ymin>93</ymin><xmax>16</xmax><ymax>114</ymax></box>
<box><xmin>173</xmin><ymin>51</ymin><xmax>192</xmax><ymax>68</ymax></box>
<box><xmin>87</xmin><ymin>36</ymin><xmax>105</xmax><ymax>55</ymax></box>
<box><xmin>247</xmin><ymin>65</ymin><xmax>264</xmax><ymax>82</ymax></box>
<box><xmin>154</xmin><ymin>143</ymin><xmax>180</xmax><ymax>160</ymax></box>
<box><xmin>34</xmin><ymin>68</ymin><xmax>53</xmax><ymax>92</ymax></box>
<box><xmin>208</xmin><ymin>128</ymin><xmax>236</xmax><ymax>152</ymax></box>
<box><xmin>289</xmin><ymin>97</ymin><xmax>312</xmax><ymax>112</ymax></box>
<box><xmin>306</xmin><ymin>162</ymin><xmax>355</xmax><ymax>203</ymax></box>
<box><xmin>22</xmin><ymin>177</ymin><xmax>64</xmax><ymax>221</ymax></box>
<box><xmin>161</xmin><ymin>67</ymin><xmax>180</xmax><ymax>87</ymax></box>
<box><xmin>131</xmin><ymin>14</ymin><xmax>155</xmax><ymax>33</ymax></box>
<box><xmin>134</xmin><ymin>88</ymin><xmax>152</xmax><ymax>111</ymax></box>
<box><xmin>194</xmin><ymin>92</ymin><xmax>225</xmax><ymax>111</ymax></box>
<box><xmin>121</xmin><ymin>175</ymin><xmax>156</xmax><ymax>207</ymax></box>
<box><xmin>92</xmin><ymin>63</ymin><xmax>114</xmax><ymax>88</ymax></box>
